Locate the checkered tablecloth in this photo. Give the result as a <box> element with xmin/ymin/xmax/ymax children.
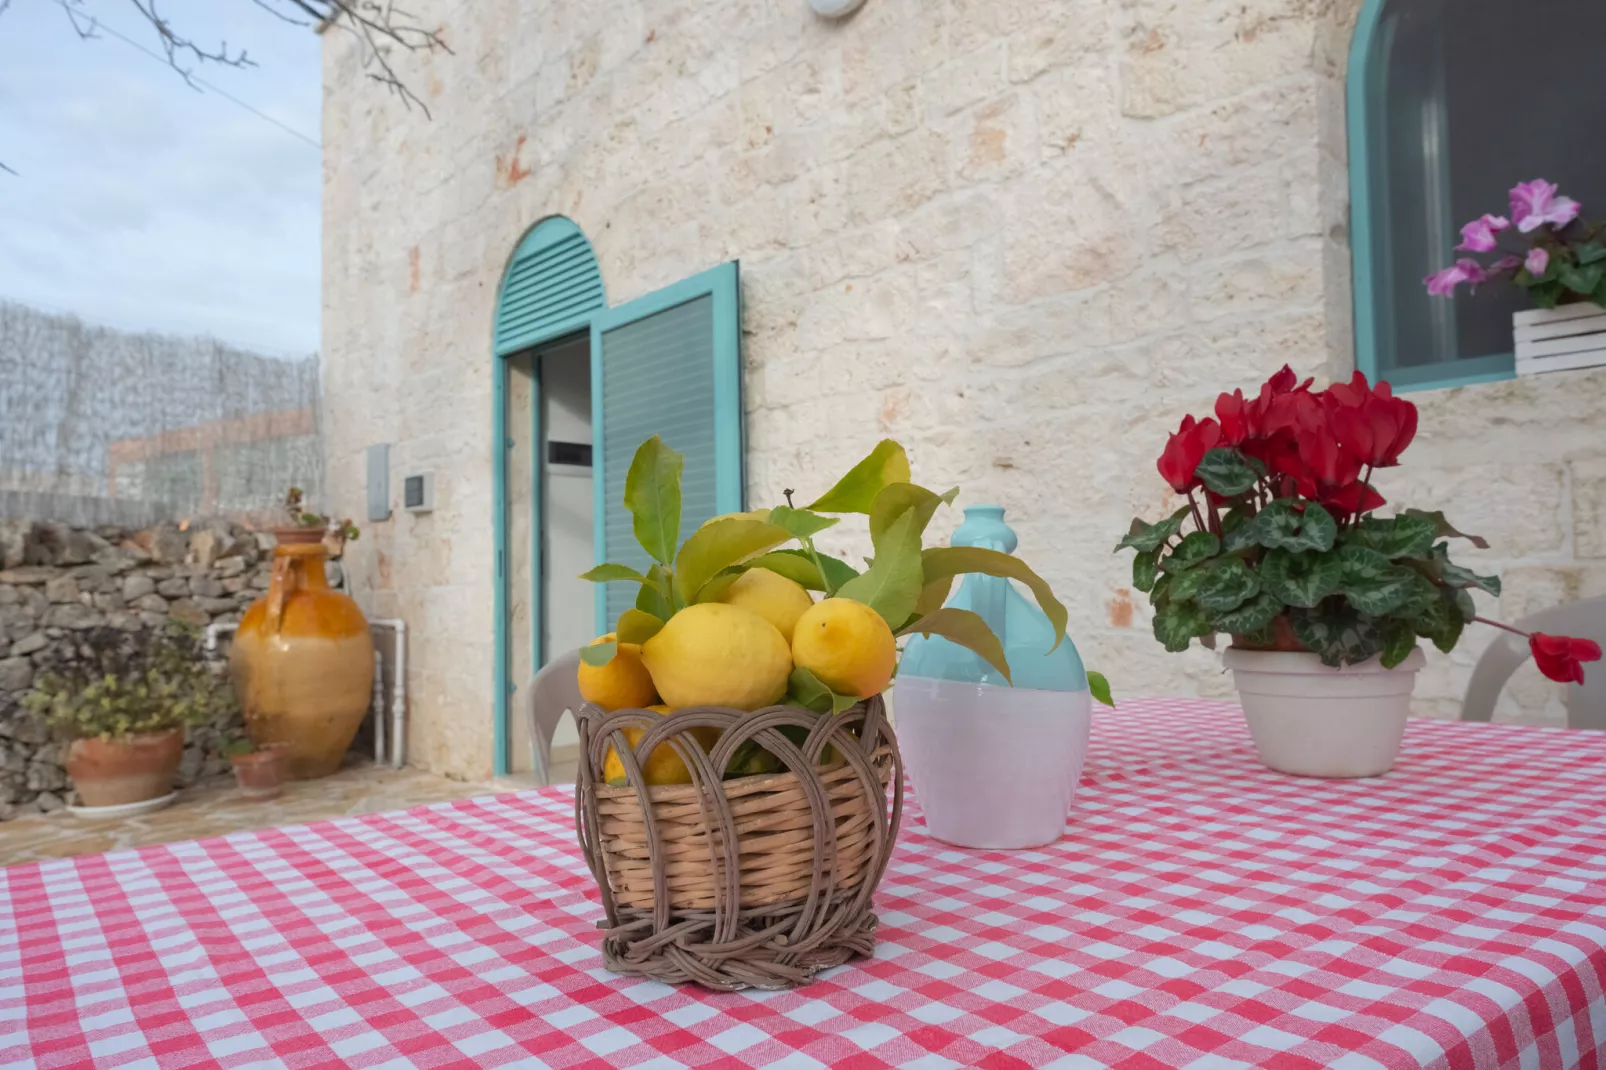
<box><xmin>5</xmin><ymin>698</ymin><xmax>1606</xmax><ymax>1070</ymax></box>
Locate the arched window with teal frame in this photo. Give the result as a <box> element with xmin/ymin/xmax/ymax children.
<box><xmin>1348</xmin><ymin>0</ymin><xmax>1606</xmax><ymax>390</ymax></box>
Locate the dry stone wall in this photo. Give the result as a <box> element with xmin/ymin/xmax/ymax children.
<box><xmin>0</xmin><ymin>519</ymin><xmax>344</xmax><ymax>818</ymax></box>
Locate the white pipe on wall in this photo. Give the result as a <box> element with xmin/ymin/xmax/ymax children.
<box><xmin>371</xmin><ymin>650</ymin><xmax>385</xmax><ymax>763</ymax></box>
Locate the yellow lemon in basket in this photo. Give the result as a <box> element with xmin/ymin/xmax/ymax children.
<box><xmin>576</xmin><ymin>633</ymin><xmax>660</xmax><ymax>711</ymax></box>
<box><xmin>602</xmin><ymin>705</ymin><xmax>723</xmax><ymax>786</ymax></box>
<box><xmin>716</xmin><ymin>567</ymin><xmax>814</xmax><ymax>643</ymax></box>
<box><xmin>791</xmin><ymin>597</ymin><xmax>896</xmax><ymax>699</ymax></box>
<box><xmin>640</xmin><ymin>603</ymin><xmax>791</xmax><ymax>710</ymax></box>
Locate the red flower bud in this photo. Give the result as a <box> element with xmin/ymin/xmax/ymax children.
<box><xmin>1157</xmin><ymin>415</ymin><xmax>1222</xmax><ymax>494</ymax></box>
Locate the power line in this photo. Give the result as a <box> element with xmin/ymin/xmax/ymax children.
<box><xmin>88</xmin><ymin>16</ymin><xmax>321</xmax><ymax>150</ymax></box>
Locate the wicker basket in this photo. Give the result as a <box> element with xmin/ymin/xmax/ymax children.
<box><xmin>575</xmin><ymin>697</ymin><xmax>903</xmax><ymax>991</ymax></box>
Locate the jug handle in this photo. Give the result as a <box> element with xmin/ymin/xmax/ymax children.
<box><xmin>265</xmin><ymin>556</ymin><xmax>300</xmax><ymax>633</ymax></box>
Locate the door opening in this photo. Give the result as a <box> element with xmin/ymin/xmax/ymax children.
<box><xmin>504</xmin><ymin>333</ymin><xmax>593</xmax><ymax>776</ymax></box>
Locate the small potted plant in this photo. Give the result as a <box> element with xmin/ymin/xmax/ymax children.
<box><xmin>1117</xmin><ymin>365</ymin><xmax>1600</xmax><ymax>778</ymax></box>
<box><xmin>1424</xmin><ymin>178</ymin><xmax>1606</xmax><ymax>376</ymax></box>
<box><xmin>25</xmin><ymin>625</ymin><xmax>236</xmax><ymax>816</ymax></box>
<box><xmin>222</xmin><ymin>734</ymin><xmax>288</xmax><ymax>800</ymax></box>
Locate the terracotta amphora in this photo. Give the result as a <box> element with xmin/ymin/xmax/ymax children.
<box><xmin>230</xmin><ymin>529</ymin><xmax>374</xmax><ymax>779</ymax></box>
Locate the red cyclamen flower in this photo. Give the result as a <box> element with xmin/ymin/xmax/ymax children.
<box><xmin>1530</xmin><ymin>633</ymin><xmax>1602</xmax><ymax>685</ymax></box>
<box><xmin>1324</xmin><ymin>371</ymin><xmax>1419</xmax><ymax>468</ymax></box>
<box><xmin>1157</xmin><ymin>415</ymin><xmax>1222</xmax><ymax>493</ymax></box>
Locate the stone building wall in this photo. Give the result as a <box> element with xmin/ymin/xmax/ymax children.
<box><xmin>321</xmin><ymin>0</ymin><xmax>1606</xmax><ymax>780</ymax></box>
<box><xmin>0</xmin><ymin>519</ymin><xmax>344</xmax><ymax>817</ymax></box>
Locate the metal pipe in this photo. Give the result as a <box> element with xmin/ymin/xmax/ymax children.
<box><xmin>369</xmin><ymin>619</ymin><xmax>407</xmax><ymax>768</ymax></box>
<box><xmin>371</xmin><ymin>650</ymin><xmax>385</xmax><ymax>763</ymax></box>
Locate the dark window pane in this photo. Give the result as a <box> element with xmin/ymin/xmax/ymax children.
<box><xmin>1363</xmin><ymin>0</ymin><xmax>1606</xmax><ymax>378</ymax></box>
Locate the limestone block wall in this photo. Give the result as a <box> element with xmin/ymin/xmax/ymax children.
<box><xmin>322</xmin><ymin>0</ymin><xmax>1606</xmax><ymax>780</ymax></box>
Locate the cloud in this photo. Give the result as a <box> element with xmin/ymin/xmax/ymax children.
<box><xmin>0</xmin><ymin>0</ymin><xmax>321</xmax><ymax>356</ymax></box>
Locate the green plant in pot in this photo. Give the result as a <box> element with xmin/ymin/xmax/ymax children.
<box><xmin>25</xmin><ymin>625</ymin><xmax>236</xmax><ymax>812</ymax></box>
<box><xmin>1117</xmin><ymin>365</ymin><xmax>1600</xmax><ymax>778</ymax></box>
<box><xmin>221</xmin><ymin>732</ymin><xmax>288</xmax><ymax>801</ymax></box>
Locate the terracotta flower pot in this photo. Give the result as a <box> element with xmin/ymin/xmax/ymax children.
<box><xmin>66</xmin><ymin>728</ymin><xmax>184</xmax><ymax>808</ymax></box>
<box><xmin>230</xmin><ymin>530</ymin><xmax>374</xmax><ymax>780</ymax></box>
<box><xmin>230</xmin><ymin>748</ymin><xmax>286</xmax><ymax>800</ymax></box>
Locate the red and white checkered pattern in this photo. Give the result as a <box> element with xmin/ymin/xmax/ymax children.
<box><xmin>4</xmin><ymin>698</ymin><xmax>1606</xmax><ymax>1069</ymax></box>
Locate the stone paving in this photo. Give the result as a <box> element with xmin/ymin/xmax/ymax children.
<box><xmin>0</xmin><ymin>762</ymin><xmax>505</xmax><ymax>867</ymax></box>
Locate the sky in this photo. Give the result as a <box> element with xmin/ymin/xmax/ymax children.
<box><xmin>0</xmin><ymin>0</ymin><xmax>321</xmax><ymax>357</ymax></box>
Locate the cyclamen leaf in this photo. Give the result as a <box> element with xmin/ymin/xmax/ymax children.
<box><xmin>1350</xmin><ymin>514</ymin><xmax>1436</xmax><ymax>560</ymax></box>
<box><xmin>1430</xmin><ymin>544</ymin><xmax>1502</xmax><ymax>596</ymax></box>
<box><xmin>1086</xmin><ymin>670</ymin><xmax>1114</xmax><ymax>707</ymax></box>
<box><xmin>1380</xmin><ymin>619</ymin><xmax>1418</xmax><ymax>669</ymax></box>
<box><xmin>1194</xmin><ymin>448</ymin><xmax>1265</xmax><ymax>497</ymax></box>
<box><xmin>1163</xmin><ymin>531</ymin><xmax>1221</xmax><ymax>573</ymax></box>
<box><xmin>1251</xmin><ymin>499</ymin><xmax>1338</xmax><ymax>553</ymax></box>
<box><xmin>1132</xmin><ymin>551</ymin><xmax>1159</xmax><ymax>594</ymax></box>
<box><xmin>623</xmin><ymin>436</ymin><xmax>683</xmax><ymax>566</ymax></box>
<box><xmin>808</xmin><ymin>440</ymin><xmax>912</xmax><ymax>513</ymax></box>
<box><xmin>1168</xmin><ymin>566</ymin><xmax>1209</xmax><ymax>603</ymax></box>
<box><xmin>1291</xmin><ymin>606</ymin><xmax>1383</xmax><ymax>667</ymax></box>
<box><xmin>1413</xmin><ymin>594</ymin><xmax>1466</xmax><ymax>654</ymax></box>
<box><xmin>1195</xmin><ymin>558</ymin><xmax>1260</xmax><ymax>613</ymax></box>
<box><xmin>1561</xmin><ymin>262</ymin><xmax>1604</xmax><ymax>296</ymax></box>
<box><xmin>896</xmin><ymin>607</ymin><xmax>1011</xmax><ymax>684</ymax></box>
<box><xmin>1115</xmin><ymin>507</ymin><xmax>1189</xmax><ymax>553</ymax></box>
<box><xmin>1260</xmin><ymin>549</ymin><xmax>1343</xmax><ymax>608</ymax></box>
<box><xmin>1342</xmin><ymin>568</ymin><xmax>1420</xmax><ymax>617</ymax></box>
<box><xmin>1210</xmin><ymin>591</ymin><xmax>1281</xmax><ymax>636</ymax></box>
<box><xmin>1577</xmin><ymin>241</ymin><xmax>1606</xmax><ymax>265</ymax></box>
<box><xmin>1221</xmin><ymin>506</ymin><xmax>1256</xmax><ymax>552</ymax></box>
<box><xmin>1153</xmin><ymin>601</ymin><xmax>1212</xmax><ymax>653</ymax></box>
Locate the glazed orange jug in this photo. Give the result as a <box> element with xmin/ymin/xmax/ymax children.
<box><xmin>230</xmin><ymin>529</ymin><xmax>374</xmax><ymax>779</ymax></box>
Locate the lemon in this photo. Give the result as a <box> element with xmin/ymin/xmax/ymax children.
<box><xmin>717</xmin><ymin>568</ymin><xmax>814</xmax><ymax>643</ymax></box>
<box><xmin>602</xmin><ymin>704</ymin><xmax>723</xmax><ymax>786</ymax></box>
<box><xmin>791</xmin><ymin>598</ymin><xmax>896</xmax><ymax>699</ymax></box>
<box><xmin>640</xmin><ymin>603</ymin><xmax>791</xmax><ymax>710</ymax></box>
<box><xmin>576</xmin><ymin>633</ymin><xmax>659</xmax><ymax>711</ymax></box>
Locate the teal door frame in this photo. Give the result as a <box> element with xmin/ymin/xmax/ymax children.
<box><xmin>491</xmin><ymin>218</ymin><xmax>606</xmax><ymax>777</ymax></box>
<box><xmin>588</xmin><ymin>261</ymin><xmax>746</xmax><ymax>634</ymax></box>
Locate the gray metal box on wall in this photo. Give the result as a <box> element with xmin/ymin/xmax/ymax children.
<box><xmin>366</xmin><ymin>444</ymin><xmax>390</xmax><ymax>521</ymax></box>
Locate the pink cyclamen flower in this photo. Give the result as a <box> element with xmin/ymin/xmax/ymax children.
<box><xmin>1424</xmin><ymin>259</ymin><xmax>1488</xmax><ymax>296</ymax></box>
<box><xmin>1456</xmin><ymin>214</ymin><xmax>1510</xmax><ymax>252</ymax></box>
<box><xmin>1510</xmin><ymin>179</ymin><xmax>1581</xmax><ymax>233</ymax></box>
<box><xmin>1487</xmin><ymin>254</ymin><xmax>1522</xmax><ymax>275</ymax></box>
<box><xmin>1525</xmin><ymin>247</ymin><xmax>1550</xmax><ymax>277</ymax></box>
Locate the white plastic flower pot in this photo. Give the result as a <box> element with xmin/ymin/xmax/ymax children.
<box><xmin>1222</xmin><ymin>647</ymin><xmax>1426</xmax><ymax>778</ymax></box>
<box><xmin>892</xmin><ymin>677</ymin><xmax>1093</xmax><ymax>849</ymax></box>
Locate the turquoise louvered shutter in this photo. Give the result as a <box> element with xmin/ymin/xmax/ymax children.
<box><xmin>493</xmin><ymin>218</ymin><xmax>606</xmax><ymax>357</ymax></box>
<box><xmin>590</xmin><ymin>262</ymin><xmax>743</xmax><ymax>632</ymax></box>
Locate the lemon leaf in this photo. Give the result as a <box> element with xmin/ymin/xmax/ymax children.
<box><xmin>580</xmin><ymin>563</ymin><xmax>649</xmax><ymax>584</ymax></box>
<box><xmin>674</xmin><ymin>518</ymin><xmax>793</xmax><ymax>604</ymax></box>
<box><xmin>746</xmin><ymin>549</ymin><xmax>859</xmax><ymax>592</ymax></box>
<box><xmin>786</xmin><ymin>667</ymin><xmax>858</xmax><ymax>715</ymax></box>
<box><xmin>635</xmin><ymin>564</ymin><xmax>674</xmax><ymax>619</ymax></box>
<box><xmin>869</xmin><ymin>483</ymin><xmax>958</xmax><ymax>546</ymax></box>
<box><xmin>920</xmin><ymin>546</ymin><xmax>1068</xmax><ymax>651</ymax></box>
<box><xmin>806</xmin><ymin>439</ymin><xmax>912</xmax><ymax>513</ymax></box>
<box><xmin>896</xmin><ymin>607</ymin><xmax>1012</xmax><ymax>684</ymax></box>
<box><xmin>837</xmin><ymin>509</ymin><xmax>924</xmax><ymax>627</ymax></box>
<box><xmin>580</xmin><ymin>641</ymin><xmax>617</xmax><ymax>667</ymax></box>
<box><xmin>624</xmin><ymin>436</ymin><xmax>684</xmax><ymax>565</ymax></box>
<box><xmin>767</xmin><ymin>505</ymin><xmax>839</xmax><ymax>539</ymax></box>
<box><xmin>1086</xmin><ymin>670</ymin><xmax>1114</xmax><ymax>707</ymax></box>
<box><xmin>616</xmin><ymin>610</ymin><xmax>664</xmax><ymax>646</ymax></box>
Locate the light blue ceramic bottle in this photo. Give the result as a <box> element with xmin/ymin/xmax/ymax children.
<box><xmin>895</xmin><ymin>505</ymin><xmax>1094</xmax><ymax>849</ymax></box>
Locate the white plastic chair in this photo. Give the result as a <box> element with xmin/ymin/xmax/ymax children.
<box><xmin>526</xmin><ymin>649</ymin><xmax>583</xmax><ymax>785</ymax></box>
<box><xmin>1462</xmin><ymin>596</ymin><xmax>1606</xmax><ymax>729</ymax></box>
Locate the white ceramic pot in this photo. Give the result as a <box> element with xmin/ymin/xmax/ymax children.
<box><xmin>892</xmin><ymin>677</ymin><xmax>1092</xmax><ymax>849</ymax></box>
<box><xmin>1222</xmin><ymin>647</ymin><xmax>1426</xmax><ymax>778</ymax></box>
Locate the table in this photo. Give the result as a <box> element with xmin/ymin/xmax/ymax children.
<box><xmin>4</xmin><ymin>698</ymin><xmax>1605</xmax><ymax>1070</ymax></box>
